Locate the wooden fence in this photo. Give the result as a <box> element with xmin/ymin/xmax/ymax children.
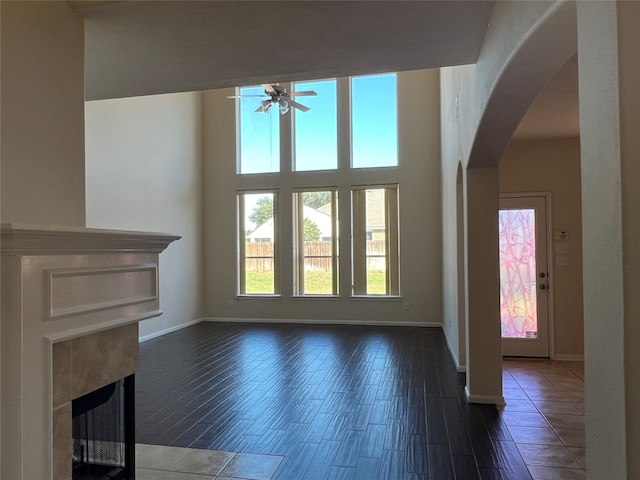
<box><xmin>245</xmin><ymin>240</ymin><xmax>386</xmax><ymax>272</ymax></box>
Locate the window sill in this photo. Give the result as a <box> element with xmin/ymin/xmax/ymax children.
<box><xmin>290</xmin><ymin>295</ymin><xmax>341</xmax><ymax>300</ymax></box>
<box><xmin>236</xmin><ymin>294</ymin><xmax>282</xmax><ymax>300</ymax></box>
<box><xmin>350</xmin><ymin>295</ymin><xmax>402</xmax><ymax>301</ymax></box>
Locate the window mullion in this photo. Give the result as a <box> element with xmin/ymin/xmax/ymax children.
<box><xmin>296</xmin><ymin>193</ymin><xmax>305</xmax><ymax>294</ymax></box>
<box><xmin>331</xmin><ymin>190</ymin><xmax>339</xmax><ymax>295</ymax></box>
<box><xmin>238</xmin><ymin>194</ymin><xmax>247</xmax><ymax>294</ymax></box>
<box><xmin>352</xmin><ymin>189</ymin><xmax>367</xmax><ymax>295</ymax></box>
<box><xmin>386</xmin><ymin>188</ymin><xmax>400</xmax><ymax>295</ymax></box>
<box><xmin>273</xmin><ymin>193</ymin><xmax>280</xmax><ymax>294</ymax></box>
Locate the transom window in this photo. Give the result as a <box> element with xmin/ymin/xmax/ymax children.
<box><xmin>293</xmin><ymin>80</ymin><xmax>338</xmax><ymax>172</ymax></box>
<box><xmin>351</xmin><ymin>74</ymin><xmax>398</xmax><ymax>169</ymax></box>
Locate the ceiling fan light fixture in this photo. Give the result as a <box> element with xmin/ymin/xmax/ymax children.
<box><xmin>232</xmin><ymin>83</ymin><xmax>316</xmax><ymax>114</ymax></box>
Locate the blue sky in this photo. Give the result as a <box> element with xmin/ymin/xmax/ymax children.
<box><xmin>239</xmin><ymin>73</ymin><xmax>397</xmax><ymax>174</ymax></box>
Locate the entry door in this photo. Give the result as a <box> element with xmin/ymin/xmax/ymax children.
<box><xmin>499</xmin><ymin>195</ymin><xmax>550</xmax><ymax>357</ymax></box>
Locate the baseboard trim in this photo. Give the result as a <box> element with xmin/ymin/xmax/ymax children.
<box><xmin>204</xmin><ymin>317</ymin><xmax>441</xmax><ymax>328</ymax></box>
<box><xmin>442</xmin><ymin>328</ymin><xmax>466</xmax><ymax>372</ymax></box>
<box><xmin>139</xmin><ymin>318</ymin><xmax>205</xmax><ymax>342</ymax></box>
<box><xmin>552</xmin><ymin>354</ymin><xmax>584</xmax><ymax>362</ymax></box>
<box><xmin>465</xmin><ymin>386</ymin><xmax>506</xmax><ymax>406</ymax></box>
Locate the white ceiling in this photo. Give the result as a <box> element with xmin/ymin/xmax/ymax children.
<box><xmin>513</xmin><ymin>55</ymin><xmax>580</xmax><ymax>140</ymax></box>
<box><xmin>74</xmin><ymin>1</ymin><xmax>495</xmax><ymax>100</ymax></box>
<box><xmin>72</xmin><ymin>0</ymin><xmax>579</xmax><ymax>140</ymax></box>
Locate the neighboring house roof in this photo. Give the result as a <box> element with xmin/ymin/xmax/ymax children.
<box><xmin>246</xmin><ymin>217</ymin><xmax>274</xmax><ymax>241</ymax></box>
<box><xmin>365</xmin><ymin>189</ymin><xmax>386</xmax><ymax>230</ymax></box>
<box><xmin>247</xmin><ymin>206</ymin><xmax>333</xmax><ymax>241</ymax></box>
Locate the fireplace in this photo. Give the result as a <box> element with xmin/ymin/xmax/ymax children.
<box><xmin>72</xmin><ymin>376</ymin><xmax>135</xmax><ymax>480</ymax></box>
<box><xmin>1</xmin><ymin>225</ymin><xmax>179</xmax><ymax>480</ymax></box>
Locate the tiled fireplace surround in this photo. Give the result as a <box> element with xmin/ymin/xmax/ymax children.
<box><xmin>1</xmin><ymin>225</ymin><xmax>179</xmax><ymax>480</ymax></box>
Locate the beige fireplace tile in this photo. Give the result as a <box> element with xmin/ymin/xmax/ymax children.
<box><xmin>53</xmin><ymin>403</ymin><xmax>72</xmax><ymax>480</ymax></box>
<box><xmin>72</xmin><ymin>323</ymin><xmax>139</xmax><ymax>399</ymax></box>
<box><xmin>53</xmin><ymin>340</ymin><xmax>72</xmax><ymax>407</ymax></box>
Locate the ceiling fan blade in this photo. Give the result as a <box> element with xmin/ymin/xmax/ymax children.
<box><xmin>289</xmin><ymin>100</ymin><xmax>310</xmax><ymax>112</ymax></box>
<box><xmin>290</xmin><ymin>90</ymin><xmax>317</xmax><ymax>97</ymax></box>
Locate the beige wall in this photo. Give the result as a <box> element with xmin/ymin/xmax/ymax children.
<box><xmin>499</xmin><ymin>138</ymin><xmax>584</xmax><ymax>358</ymax></box>
<box><xmin>439</xmin><ymin>1</ymin><xmax>574</xmax><ymax>373</ymax></box>
<box><xmin>203</xmin><ymin>70</ymin><xmax>443</xmax><ymax>325</ymax></box>
<box><xmin>85</xmin><ymin>93</ymin><xmax>205</xmax><ymax>339</ymax></box>
<box><xmin>1</xmin><ymin>1</ymin><xmax>85</xmax><ymax>227</ymax></box>
<box><xmin>578</xmin><ymin>1</ymin><xmax>640</xmax><ymax>476</ymax></box>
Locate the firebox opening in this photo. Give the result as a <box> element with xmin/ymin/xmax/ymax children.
<box><xmin>71</xmin><ymin>375</ymin><xmax>135</xmax><ymax>480</ymax></box>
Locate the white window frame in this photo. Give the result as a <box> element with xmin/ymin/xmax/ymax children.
<box><xmin>293</xmin><ymin>189</ymin><xmax>339</xmax><ymax>296</ymax></box>
<box><xmin>238</xmin><ymin>191</ymin><xmax>280</xmax><ymax>296</ymax></box>
<box><xmin>351</xmin><ymin>185</ymin><xmax>400</xmax><ymax>296</ymax></box>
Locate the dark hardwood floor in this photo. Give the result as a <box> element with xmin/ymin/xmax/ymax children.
<box><xmin>135</xmin><ymin>322</ymin><xmax>531</xmax><ymax>480</ymax></box>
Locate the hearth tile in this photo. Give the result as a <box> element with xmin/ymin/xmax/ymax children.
<box><xmin>135</xmin><ymin>443</ymin><xmax>192</xmax><ymax>470</ymax></box>
<box><xmin>219</xmin><ymin>452</ymin><xmax>284</xmax><ymax>480</ymax></box>
<box><xmin>135</xmin><ymin>468</ymin><xmax>214</xmax><ymax>480</ymax></box>
<box><xmin>52</xmin><ymin>340</ymin><xmax>72</xmax><ymax>406</ymax></box>
<box><xmin>172</xmin><ymin>448</ymin><xmax>235</xmax><ymax>475</ymax></box>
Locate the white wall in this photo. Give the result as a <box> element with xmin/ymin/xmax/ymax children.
<box><xmin>1</xmin><ymin>1</ymin><xmax>85</xmax><ymax>227</ymax></box>
<box><xmin>203</xmin><ymin>70</ymin><xmax>443</xmax><ymax>325</ymax></box>
<box><xmin>85</xmin><ymin>92</ymin><xmax>204</xmax><ymax>338</ymax></box>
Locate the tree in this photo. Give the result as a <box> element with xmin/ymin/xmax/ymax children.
<box><xmin>249</xmin><ymin>196</ymin><xmax>273</xmax><ymax>227</ymax></box>
<box><xmin>302</xmin><ymin>191</ymin><xmax>331</xmax><ymax>209</ymax></box>
<box><xmin>303</xmin><ymin>218</ymin><xmax>322</xmax><ymax>241</ymax></box>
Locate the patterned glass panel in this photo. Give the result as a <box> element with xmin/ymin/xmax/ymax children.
<box><xmin>499</xmin><ymin>209</ymin><xmax>538</xmax><ymax>338</ymax></box>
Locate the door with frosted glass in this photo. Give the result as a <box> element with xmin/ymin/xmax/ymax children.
<box><xmin>499</xmin><ymin>195</ymin><xmax>550</xmax><ymax>357</ymax></box>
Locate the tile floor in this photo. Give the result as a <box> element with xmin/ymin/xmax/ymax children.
<box><xmin>502</xmin><ymin>358</ymin><xmax>585</xmax><ymax>480</ymax></box>
<box><xmin>136</xmin><ymin>443</ymin><xmax>283</xmax><ymax>480</ymax></box>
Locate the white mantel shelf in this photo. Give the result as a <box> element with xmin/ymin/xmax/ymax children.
<box><xmin>1</xmin><ymin>223</ymin><xmax>181</xmax><ymax>255</ymax></box>
<box><xmin>0</xmin><ymin>224</ymin><xmax>181</xmax><ymax>480</ymax></box>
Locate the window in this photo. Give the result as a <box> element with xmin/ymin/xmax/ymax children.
<box><xmin>238</xmin><ymin>192</ymin><xmax>279</xmax><ymax>294</ymax></box>
<box><xmin>238</xmin><ymin>86</ymin><xmax>280</xmax><ymax>174</ymax></box>
<box><xmin>352</xmin><ymin>186</ymin><xmax>399</xmax><ymax>295</ymax></box>
<box><xmin>235</xmin><ymin>73</ymin><xmax>403</xmax><ymax>299</ymax></box>
<box><xmin>293</xmin><ymin>80</ymin><xmax>338</xmax><ymax>171</ymax></box>
<box><xmin>351</xmin><ymin>74</ymin><xmax>398</xmax><ymax>169</ymax></box>
<box><xmin>293</xmin><ymin>190</ymin><xmax>339</xmax><ymax>295</ymax></box>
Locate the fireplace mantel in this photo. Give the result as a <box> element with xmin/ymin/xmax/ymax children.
<box><xmin>1</xmin><ymin>224</ymin><xmax>180</xmax><ymax>479</ymax></box>
<box><xmin>1</xmin><ymin>223</ymin><xmax>180</xmax><ymax>255</ymax></box>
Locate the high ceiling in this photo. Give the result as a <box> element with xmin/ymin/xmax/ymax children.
<box><xmin>71</xmin><ymin>0</ymin><xmax>579</xmax><ymax>140</ymax></box>
<box><xmin>73</xmin><ymin>1</ymin><xmax>495</xmax><ymax>100</ymax></box>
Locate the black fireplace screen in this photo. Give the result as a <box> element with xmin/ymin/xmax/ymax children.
<box><xmin>72</xmin><ymin>375</ymin><xmax>135</xmax><ymax>480</ymax></box>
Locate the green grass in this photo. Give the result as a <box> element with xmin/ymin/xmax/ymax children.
<box><xmin>245</xmin><ymin>271</ymin><xmax>386</xmax><ymax>295</ymax></box>
<box><xmin>244</xmin><ymin>272</ymin><xmax>275</xmax><ymax>294</ymax></box>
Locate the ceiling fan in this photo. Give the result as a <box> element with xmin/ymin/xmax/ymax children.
<box><xmin>228</xmin><ymin>84</ymin><xmax>317</xmax><ymax>114</ymax></box>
